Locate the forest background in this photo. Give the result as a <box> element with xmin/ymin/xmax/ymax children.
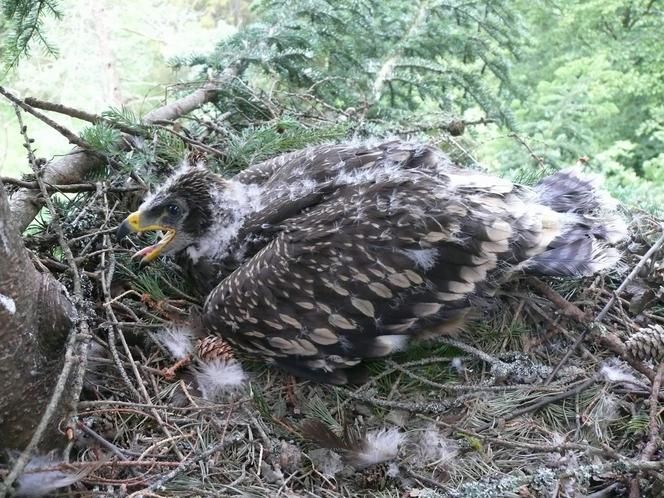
<box><xmin>2</xmin><ymin>1</ymin><xmax>664</xmax><ymax>496</ymax></box>
<box><xmin>2</xmin><ymin>0</ymin><xmax>663</xmax><ymax>213</ymax></box>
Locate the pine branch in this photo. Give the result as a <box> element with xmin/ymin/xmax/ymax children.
<box><xmin>0</xmin><ymin>176</ymin><xmax>145</xmax><ymax>193</ymax></box>
<box><xmin>8</xmin><ymin>64</ymin><xmax>242</xmax><ymax>232</ymax></box>
<box><xmin>1</xmin><ymin>0</ymin><xmax>62</xmax><ymax>70</ymax></box>
<box><xmin>23</xmin><ymin>96</ymin><xmax>144</xmax><ymax>135</ymax></box>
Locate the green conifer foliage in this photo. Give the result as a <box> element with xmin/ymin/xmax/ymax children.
<box><xmin>1</xmin><ymin>0</ymin><xmax>61</xmax><ymax>70</ymax></box>
<box><xmin>180</xmin><ymin>0</ymin><xmax>523</xmax><ymax>130</ymax></box>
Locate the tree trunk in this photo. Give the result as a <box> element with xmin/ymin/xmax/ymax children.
<box><xmin>0</xmin><ymin>180</ymin><xmax>74</xmax><ymax>450</ymax></box>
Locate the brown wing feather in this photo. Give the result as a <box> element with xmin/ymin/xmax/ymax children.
<box><xmin>201</xmin><ymin>144</ymin><xmax>540</xmax><ymax>381</ymax></box>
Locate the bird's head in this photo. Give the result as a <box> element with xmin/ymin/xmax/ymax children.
<box><xmin>116</xmin><ymin>168</ymin><xmax>226</xmax><ymax>263</ymax></box>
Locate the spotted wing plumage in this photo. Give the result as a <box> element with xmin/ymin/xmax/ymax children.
<box><xmin>201</xmin><ymin>142</ymin><xmax>610</xmax><ymax>382</ymax></box>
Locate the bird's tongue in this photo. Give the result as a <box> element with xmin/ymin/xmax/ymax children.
<box><xmin>131</xmin><ymin>230</ymin><xmax>176</xmax><ymax>262</ymax></box>
<box><xmin>133</xmin><ymin>244</ymin><xmax>159</xmax><ymax>259</ymax></box>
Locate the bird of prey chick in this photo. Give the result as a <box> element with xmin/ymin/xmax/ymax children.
<box><xmin>117</xmin><ymin>140</ymin><xmax>626</xmax><ymax>383</ymax></box>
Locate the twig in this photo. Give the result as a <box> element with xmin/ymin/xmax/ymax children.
<box><xmin>528</xmin><ymin>277</ymin><xmax>588</xmax><ymax>323</ymax></box>
<box><xmin>330</xmin><ymin>356</ymin><xmax>457</xmax><ymax>415</ymax></box>
<box><xmin>64</xmin><ymin>196</ymin><xmax>122</xmax><ymax>461</ymax></box>
<box><xmin>1</xmin><ymin>106</ymin><xmax>93</xmax><ymax>496</ymax></box>
<box><xmin>0</xmin><ymin>86</ymin><xmax>92</xmax><ymax>150</ymax></box>
<box><xmin>127</xmin><ymin>434</ymin><xmax>242</xmax><ymax>496</ymax></box>
<box><xmin>629</xmin><ymin>361</ymin><xmax>664</xmax><ymax>496</ymax></box>
<box><xmin>474</xmin><ymin>375</ymin><xmax>599</xmax><ymax>432</ymax></box>
<box><xmin>1</xmin><ymin>177</ymin><xmax>145</xmax><ymax>193</ymax></box>
<box><xmin>76</xmin><ymin>422</ymin><xmax>128</xmax><ymax>460</ymax></box>
<box><xmin>397</xmin><ymin>117</ymin><xmax>495</xmax><ymax>135</ymax></box>
<box><xmin>78</xmin><ymin>399</ymin><xmax>249</xmax><ymax>411</ymax></box>
<box><xmin>339</xmin><ymin>387</ymin><xmax>472</xmax><ymax>414</ymax></box>
<box><xmin>400</xmin><ymin>466</ymin><xmax>447</xmax><ymax>490</ymax></box>
<box><xmin>437</xmin><ymin>337</ymin><xmax>505</xmax><ymax>368</ymax></box>
<box><xmin>23</xmin><ymin>96</ymin><xmax>142</xmax><ymax>135</ymax></box>
<box><xmin>153</xmin><ymin>124</ymin><xmax>225</xmax><ymax>157</ymax></box>
<box><xmin>641</xmin><ymin>361</ymin><xmax>664</xmax><ymax>461</ymax></box>
<box><xmin>531</xmin><ymin>226</ymin><xmax>664</xmax><ymax>383</ymax></box>
<box><xmin>101</xmin><ymin>248</ymin><xmax>143</xmax><ymax>401</ymax></box>
<box><xmin>388</xmin><ymin>360</ymin><xmax>559</xmax><ymax>393</ymax></box>
<box><xmin>0</xmin><ymin>86</ymin><xmax>138</xmax><ymax>186</ymax></box>
<box><xmin>509</xmin><ymin>132</ymin><xmax>546</xmax><ymax>169</ymax></box>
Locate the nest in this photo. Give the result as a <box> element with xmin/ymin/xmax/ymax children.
<box><xmin>8</xmin><ymin>204</ymin><xmax>662</xmax><ymax>497</ymax></box>
<box><xmin>3</xmin><ymin>97</ymin><xmax>664</xmax><ymax>496</ymax></box>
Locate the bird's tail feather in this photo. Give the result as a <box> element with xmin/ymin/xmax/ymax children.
<box><xmin>525</xmin><ymin>168</ymin><xmax>627</xmax><ymax>277</ymax></box>
<box><xmin>533</xmin><ymin>167</ymin><xmax>616</xmax><ymax>213</ymax></box>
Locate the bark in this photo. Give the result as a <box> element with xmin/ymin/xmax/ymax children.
<box><xmin>8</xmin><ymin>65</ymin><xmax>242</xmax><ymax>232</ymax></box>
<box><xmin>0</xmin><ymin>181</ymin><xmax>75</xmax><ymax>449</ymax></box>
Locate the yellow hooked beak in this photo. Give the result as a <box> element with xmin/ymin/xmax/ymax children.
<box><xmin>116</xmin><ymin>211</ymin><xmax>176</xmax><ymax>263</ymax></box>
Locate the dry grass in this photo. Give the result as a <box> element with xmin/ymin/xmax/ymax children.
<box><xmin>2</xmin><ymin>105</ymin><xmax>663</xmax><ymax>496</ymax></box>
<box><xmin>27</xmin><ymin>214</ymin><xmax>660</xmax><ymax>497</ymax></box>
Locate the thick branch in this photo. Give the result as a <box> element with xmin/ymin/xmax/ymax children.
<box><xmin>1</xmin><ymin>177</ymin><xmax>145</xmax><ymax>193</ymax></box>
<box><xmin>0</xmin><ymin>179</ymin><xmax>75</xmax><ymax>454</ymax></box>
<box><xmin>8</xmin><ymin>66</ymin><xmax>240</xmax><ymax>232</ymax></box>
<box><xmin>24</xmin><ymin>96</ymin><xmax>140</xmax><ymax>135</ymax></box>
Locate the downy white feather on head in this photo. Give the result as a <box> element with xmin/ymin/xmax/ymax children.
<box><xmin>194</xmin><ymin>359</ymin><xmax>247</xmax><ymax>401</ymax></box>
<box><xmin>185</xmin><ymin>180</ymin><xmax>264</xmax><ymax>263</ymax></box>
<box><xmin>156</xmin><ymin>324</ymin><xmax>195</xmax><ymax>359</ymax></box>
<box><xmin>139</xmin><ymin>158</ymin><xmax>206</xmax><ymax>209</ymax></box>
<box><xmin>351</xmin><ymin>427</ymin><xmax>405</xmax><ymax>468</ymax></box>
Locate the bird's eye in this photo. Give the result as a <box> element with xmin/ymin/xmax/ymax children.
<box><xmin>166</xmin><ymin>204</ymin><xmax>181</xmax><ymax>217</ymax></box>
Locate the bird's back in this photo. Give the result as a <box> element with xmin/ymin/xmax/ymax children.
<box><xmin>199</xmin><ymin>140</ymin><xmax>626</xmax><ymax>383</ymax></box>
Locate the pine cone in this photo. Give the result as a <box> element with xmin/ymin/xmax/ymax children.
<box><xmin>355</xmin><ymin>462</ymin><xmax>396</xmax><ymax>490</ymax></box>
<box><xmin>195</xmin><ymin>335</ymin><xmax>235</xmax><ymax>362</ymax></box>
<box><xmin>626</xmin><ymin>325</ymin><xmax>664</xmax><ymax>362</ymax></box>
<box><xmin>446</xmin><ymin>119</ymin><xmax>465</xmax><ymax>136</ymax></box>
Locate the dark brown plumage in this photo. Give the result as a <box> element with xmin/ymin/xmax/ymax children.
<box><xmin>117</xmin><ymin>140</ymin><xmax>627</xmax><ymax>383</ymax></box>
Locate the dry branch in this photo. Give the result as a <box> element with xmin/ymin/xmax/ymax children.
<box><xmin>7</xmin><ymin>66</ymin><xmax>241</xmax><ymax>232</ymax></box>
<box><xmin>0</xmin><ymin>107</ymin><xmax>93</xmax><ymax>496</ymax></box>
<box><xmin>23</xmin><ymin>96</ymin><xmax>139</xmax><ymax>135</ymax></box>
<box><xmin>531</xmin><ymin>227</ymin><xmax>664</xmax><ymax>383</ymax></box>
<box><xmin>1</xmin><ymin>177</ymin><xmax>145</xmax><ymax>193</ymax></box>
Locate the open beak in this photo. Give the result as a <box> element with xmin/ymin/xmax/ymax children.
<box><xmin>116</xmin><ymin>211</ymin><xmax>176</xmax><ymax>263</ymax></box>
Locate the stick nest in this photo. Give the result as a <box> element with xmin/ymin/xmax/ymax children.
<box><xmin>4</xmin><ymin>106</ymin><xmax>664</xmax><ymax>497</ymax></box>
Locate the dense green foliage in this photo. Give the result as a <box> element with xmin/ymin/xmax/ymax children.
<box><xmin>181</xmin><ymin>0</ymin><xmax>523</xmax><ymax>129</ymax></box>
<box><xmin>2</xmin><ymin>0</ymin><xmax>663</xmax><ymax>211</ymax></box>
<box><xmin>1</xmin><ymin>0</ymin><xmax>61</xmax><ymax>69</ymax></box>
<box><xmin>180</xmin><ymin>0</ymin><xmax>664</xmax><ymax>211</ymax></box>
<box><xmin>478</xmin><ymin>0</ymin><xmax>664</xmax><ymax>212</ymax></box>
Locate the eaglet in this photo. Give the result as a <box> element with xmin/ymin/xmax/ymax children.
<box><xmin>117</xmin><ymin>140</ymin><xmax>627</xmax><ymax>384</ymax></box>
